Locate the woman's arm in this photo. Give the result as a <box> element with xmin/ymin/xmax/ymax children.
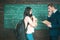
<box><xmin>32</xmin><ymin>16</ymin><xmax>37</xmax><ymax>26</ymax></box>
<box><xmin>24</xmin><ymin>16</ymin><xmax>37</xmax><ymax>27</ymax></box>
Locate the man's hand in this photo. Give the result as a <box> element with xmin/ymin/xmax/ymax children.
<box><xmin>48</xmin><ymin>11</ymin><xmax>52</xmax><ymax>17</ymax></box>
<box><xmin>42</xmin><ymin>20</ymin><xmax>52</xmax><ymax>28</ymax></box>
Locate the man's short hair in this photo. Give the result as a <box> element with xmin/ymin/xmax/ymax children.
<box><xmin>48</xmin><ymin>3</ymin><xmax>54</xmax><ymax>7</ymax></box>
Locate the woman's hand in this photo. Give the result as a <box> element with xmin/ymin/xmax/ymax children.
<box><xmin>32</xmin><ymin>16</ymin><xmax>37</xmax><ymax>27</ymax></box>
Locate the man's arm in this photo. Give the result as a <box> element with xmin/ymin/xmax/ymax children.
<box><xmin>51</xmin><ymin>12</ymin><xmax>60</xmax><ymax>28</ymax></box>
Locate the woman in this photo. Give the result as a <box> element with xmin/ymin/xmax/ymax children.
<box><xmin>24</xmin><ymin>7</ymin><xmax>37</xmax><ymax>40</ymax></box>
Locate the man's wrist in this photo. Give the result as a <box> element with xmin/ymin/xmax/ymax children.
<box><xmin>48</xmin><ymin>24</ymin><xmax>52</xmax><ymax>28</ymax></box>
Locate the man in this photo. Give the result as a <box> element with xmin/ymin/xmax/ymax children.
<box><xmin>42</xmin><ymin>3</ymin><xmax>60</xmax><ymax>40</ymax></box>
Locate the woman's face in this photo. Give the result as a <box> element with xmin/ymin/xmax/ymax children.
<box><xmin>30</xmin><ymin>9</ymin><xmax>32</xmax><ymax>14</ymax></box>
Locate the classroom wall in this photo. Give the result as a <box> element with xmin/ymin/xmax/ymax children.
<box><xmin>0</xmin><ymin>0</ymin><xmax>60</xmax><ymax>40</ymax></box>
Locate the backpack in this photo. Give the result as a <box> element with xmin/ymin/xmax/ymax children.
<box><xmin>16</xmin><ymin>19</ymin><xmax>27</xmax><ymax>40</ymax></box>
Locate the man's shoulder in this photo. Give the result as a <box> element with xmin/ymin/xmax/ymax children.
<box><xmin>55</xmin><ymin>10</ymin><xmax>60</xmax><ymax>18</ymax></box>
<box><xmin>55</xmin><ymin>10</ymin><xmax>60</xmax><ymax>15</ymax></box>
<box><xmin>56</xmin><ymin>10</ymin><xmax>60</xmax><ymax>13</ymax></box>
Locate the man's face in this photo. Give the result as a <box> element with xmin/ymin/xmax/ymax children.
<box><xmin>48</xmin><ymin>6</ymin><xmax>53</xmax><ymax>12</ymax></box>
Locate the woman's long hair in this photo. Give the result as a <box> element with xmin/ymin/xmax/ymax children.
<box><xmin>24</xmin><ymin>7</ymin><xmax>33</xmax><ymax>31</ymax></box>
<box><xmin>24</xmin><ymin>7</ymin><xmax>32</xmax><ymax>18</ymax></box>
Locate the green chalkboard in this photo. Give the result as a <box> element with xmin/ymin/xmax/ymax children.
<box><xmin>4</xmin><ymin>4</ymin><xmax>60</xmax><ymax>30</ymax></box>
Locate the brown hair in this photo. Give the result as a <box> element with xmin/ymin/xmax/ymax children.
<box><xmin>24</xmin><ymin>7</ymin><xmax>32</xmax><ymax>18</ymax></box>
<box><xmin>48</xmin><ymin>3</ymin><xmax>54</xmax><ymax>7</ymax></box>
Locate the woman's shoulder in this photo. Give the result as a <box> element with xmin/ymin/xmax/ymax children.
<box><xmin>25</xmin><ymin>16</ymin><xmax>30</xmax><ymax>20</ymax></box>
<box><xmin>25</xmin><ymin>16</ymin><xmax>30</xmax><ymax>18</ymax></box>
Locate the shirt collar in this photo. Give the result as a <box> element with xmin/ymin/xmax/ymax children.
<box><xmin>53</xmin><ymin>9</ymin><xmax>57</xmax><ymax>13</ymax></box>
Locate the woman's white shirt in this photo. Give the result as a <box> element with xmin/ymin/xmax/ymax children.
<box><xmin>24</xmin><ymin>16</ymin><xmax>36</xmax><ymax>34</ymax></box>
